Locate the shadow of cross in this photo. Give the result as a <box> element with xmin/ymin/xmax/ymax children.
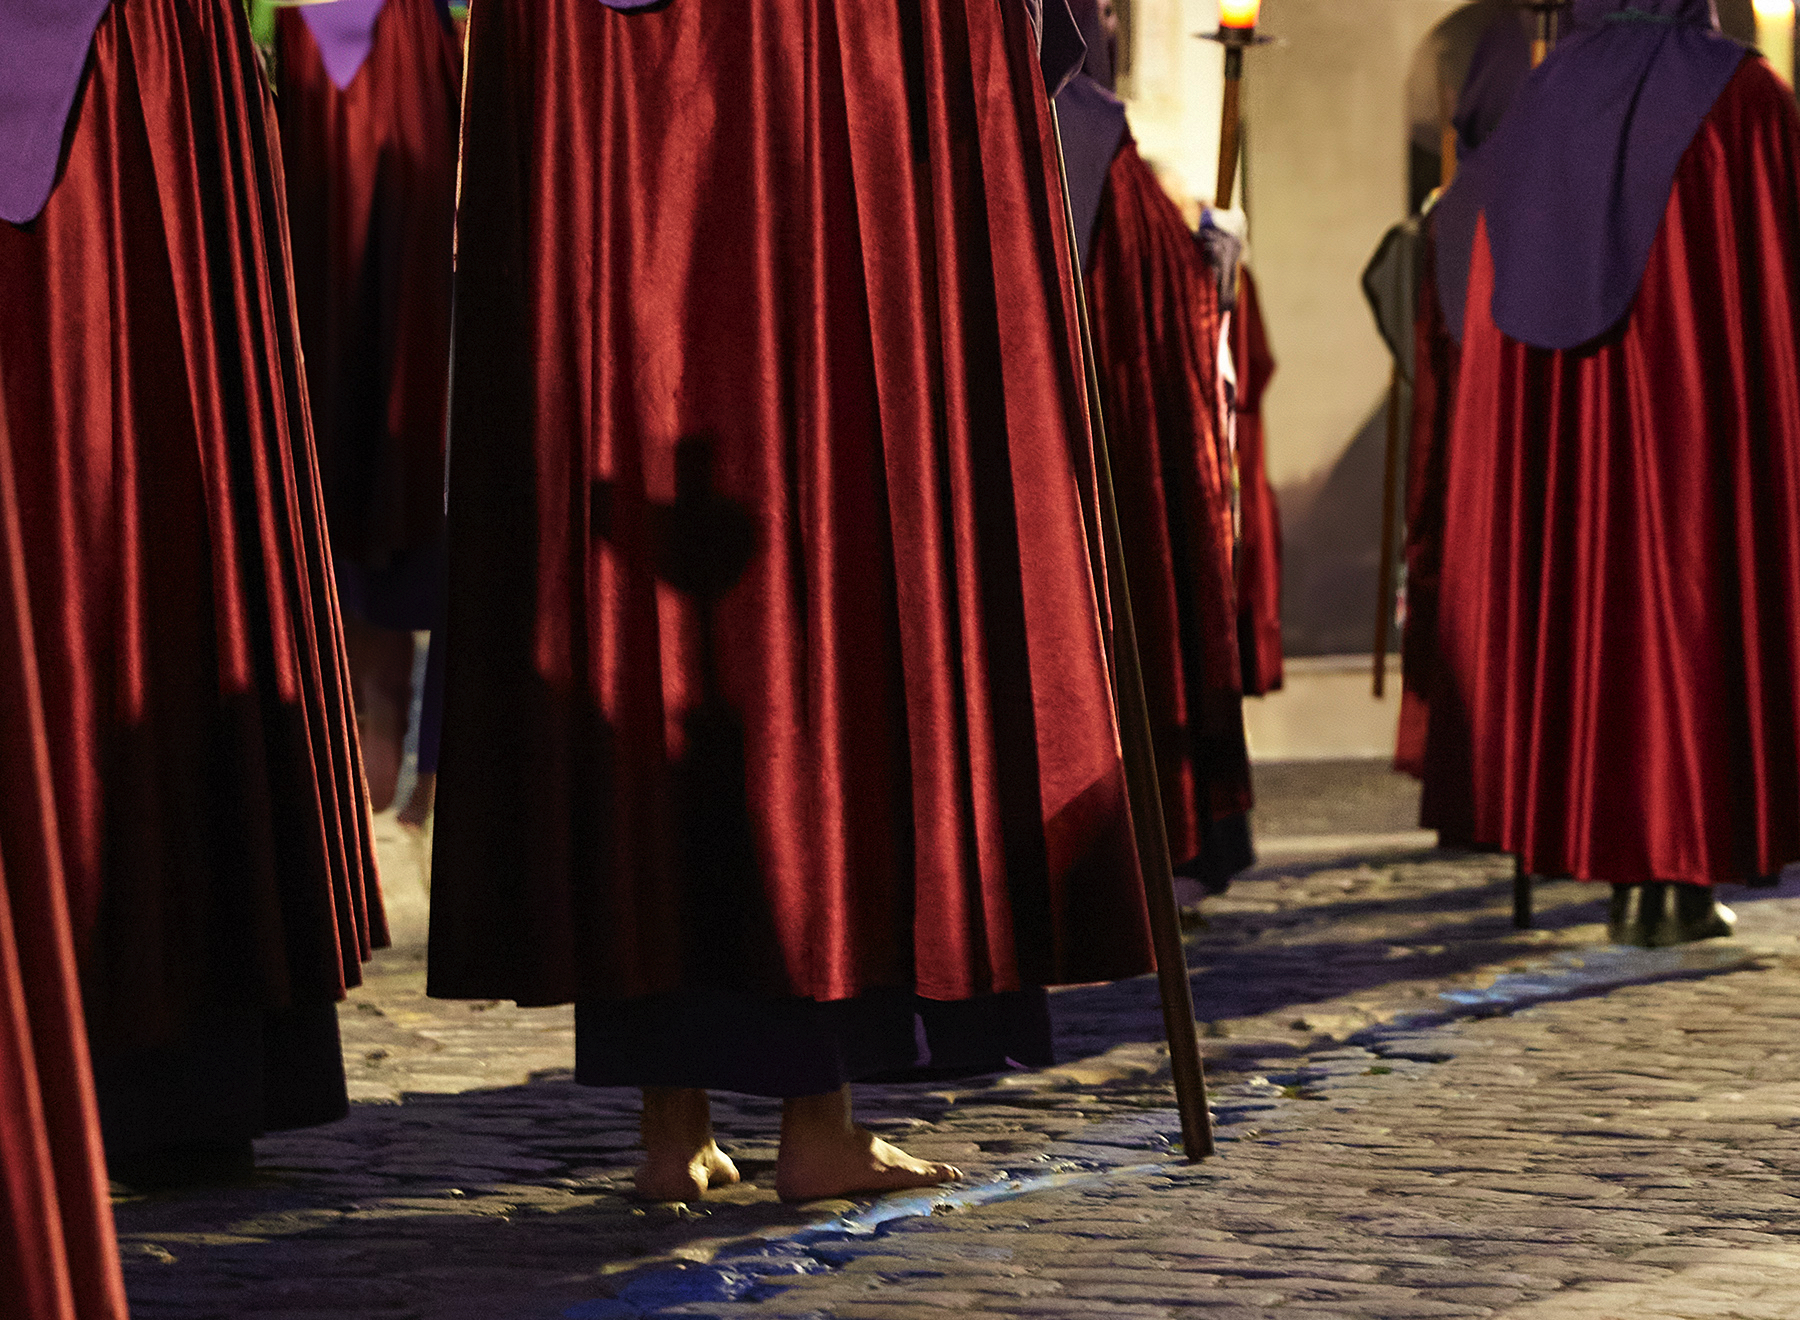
<box><xmin>589</xmin><ymin>435</ymin><xmax>770</xmax><ymax>980</ymax></box>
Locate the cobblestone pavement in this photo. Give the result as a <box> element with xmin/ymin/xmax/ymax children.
<box><xmin>115</xmin><ymin>771</ymin><xmax>1800</xmax><ymax>1320</ymax></box>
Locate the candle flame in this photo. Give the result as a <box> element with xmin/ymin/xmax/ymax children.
<box><xmin>1754</xmin><ymin>0</ymin><xmax>1795</xmax><ymax>18</ymax></box>
<box><xmin>1220</xmin><ymin>0</ymin><xmax>1261</xmax><ymax>29</ymax></box>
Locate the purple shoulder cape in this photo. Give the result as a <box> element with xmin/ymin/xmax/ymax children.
<box><xmin>1436</xmin><ymin>0</ymin><xmax>1747</xmax><ymax>351</ymax></box>
<box><xmin>1068</xmin><ymin>0</ymin><xmax>1114</xmax><ymax>89</ymax></box>
<box><xmin>1054</xmin><ymin>73</ymin><xmax>1128</xmax><ymax>273</ymax></box>
<box><xmin>1452</xmin><ymin>8</ymin><xmax>1531</xmax><ymax>160</ymax></box>
<box><xmin>300</xmin><ymin>0</ymin><xmax>390</xmax><ymax>90</ymax></box>
<box><xmin>0</xmin><ymin>0</ymin><xmax>113</xmax><ymax>225</ymax></box>
<box><xmin>301</xmin><ymin>0</ymin><xmax>469</xmax><ymax>91</ymax></box>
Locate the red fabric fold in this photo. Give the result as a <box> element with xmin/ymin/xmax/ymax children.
<box><xmin>0</xmin><ymin>0</ymin><xmax>382</xmax><ymax>1049</ymax></box>
<box><xmin>0</xmin><ymin>381</ymin><xmax>127</xmax><ymax>1320</ymax></box>
<box><xmin>1082</xmin><ymin>141</ymin><xmax>1250</xmax><ymax>867</ymax></box>
<box><xmin>1425</xmin><ymin>60</ymin><xmax>1800</xmax><ymax>886</ymax></box>
<box><xmin>275</xmin><ymin>0</ymin><xmax>460</xmax><ymax>567</ymax></box>
<box><xmin>428</xmin><ymin>0</ymin><xmax>1152</xmax><ymax>1006</ymax></box>
<box><xmin>1232</xmin><ymin>266</ymin><xmax>1284</xmax><ymax>698</ymax></box>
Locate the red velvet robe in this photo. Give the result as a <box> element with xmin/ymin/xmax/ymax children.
<box><xmin>1425</xmin><ymin>60</ymin><xmax>1800</xmax><ymax>886</ymax></box>
<box><xmin>428</xmin><ymin>0</ymin><xmax>1154</xmax><ymax>1006</ymax></box>
<box><xmin>1083</xmin><ymin>140</ymin><xmax>1251</xmax><ymax>871</ymax></box>
<box><xmin>0</xmin><ymin>394</ymin><xmax>126</xmax><ymax>1320</ymax></box>
<box><xmin>0</xmin><ymin>0</ymin><xmax>382</xmax><ymax>1053</ymax></box>
<box><xmin>274</xmin><ymin>0</ymin><xmax>460</xmax><ymax>572</ymax></box>
<box><xmin>1232</xmin><ymin>266</ymin><xmax>1284</xmax><ymax>698</ymax></box>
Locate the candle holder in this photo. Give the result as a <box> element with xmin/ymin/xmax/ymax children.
<box><xmin>1202</xmin><ymin>9</ymin><xmax>1275</xmax><ymax>210</ymax></box>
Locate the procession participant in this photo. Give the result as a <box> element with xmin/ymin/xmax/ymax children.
<box><xmin>1427</xmin><ymin>0</ymin><xmax>1800</xmax><ymax>945</ymax></box>
<box><xmin>0</xmin><ymin>386</ymin><xmax>127</xmax><ymax>1320</ymax></box>
<box><xmin>0</xmin><ymin>0</ymin><xmax>383</xmax><ymax>1186</ymax></box>
<box><xmin>1392</xmin><ymin>1</ymin><xmax>1533</xmax><ymax>787</ymax></box>
<box><xmin>274</xmin><ymin>0</ymin><xmax>460</xmax><ymax>817</ymax></box>
<box><xmin>1055</xmin><ymin>0</ymin><xmax>1256</xmax><ymax>893</ymax></box>
<box><xmin>429</xmin><ymin>0</ymin><xmax>1155</xmax><ymax>1203</ymax></box>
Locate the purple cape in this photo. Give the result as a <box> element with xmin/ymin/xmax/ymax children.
<box><xmin>1054</xmin><ymin>73</ymin><xmax>1128</xmax><ymax>273</ymax></box>
<box><xmin>1453</xmin><ymin>8</ymin><xmax>1531</xmax><ymax>159</ymax></box>
<box><xmin>0</xmin><ymin>0</ymin><xmax>113</xmax><ymax>225</ymax></box>
<box><xmin>1436</xmin><ymin>0</ymin><xmax>1747</xmax><ymax>351</ymax></box>
<box><xmin>300</xmin><ymin>0</ymin><xmax>390</xmax><ymax>90</ymax></box>
<box><xmin>301</xmin><ymin>0</ymin><xmax>466</xmax><ymax>90</ymax></box>
<box><xmin>1068</xmin><ymin>0</ymin><xmax>1114</xmax><ymax>89</ymax></box>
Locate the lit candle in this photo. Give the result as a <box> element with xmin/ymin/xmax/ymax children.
<box><xmin>1219</xmin><ymin>0</ymin><xmax>1261</xmax><ymax>31</ymax></box>
<box><xmin>1756</xmin><ymin>0</ymin><xmax>1795</xmax><ymax>87</ymax></box>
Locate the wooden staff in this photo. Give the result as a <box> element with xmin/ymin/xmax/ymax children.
<box><xmin>1513</xmin><ymin>0</ymin><xmax>1567</xmax><ymax>922</ymax></box>
<box><xmin>1515</xmin><ymin>857</ymin><xmax>1534</xmax><ymax>930</ymax></box>
<box><xmin>1372</xmin><ymin>365</ymin><xmax>1402</xmax><ymax>698</ymax></box>
<box><xmin>1049</xmin><ymin>103</ymin><xmax>1214</xmax><ymax>1162</ymax></box>
<box><xmin>1216</xmin><ymin>45</ymin><xmax>1246</xmax><ymax>209</ymax></box>
<box><xmin>1527</xmin><ymin>1</ymin><xmax>1565</xmax><ymax>68</ymax></box>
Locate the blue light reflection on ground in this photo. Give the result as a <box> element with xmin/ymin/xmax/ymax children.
<box><xmin>1436</xmin><ymin>942</ymin><xmax>1754</xmax><ymax>1014</ymax></box>
<box><xmin>559</xmin><ymin>1162</ymin><xmax>1163</xmax><ymax>1318</ymax></box>
<box><xmin>562</xmin><ymin>938</ymin><xmax>1758</xmax><ymax>1318</ymax></box>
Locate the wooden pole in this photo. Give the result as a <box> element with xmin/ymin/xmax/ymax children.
<box><xmin>1216</xmin><ymin>46</ymin><xmax>1245</xmax><ymax>209</ymax></box>
<box><xmin>1050</xmin><ymin>104</ymin><xmax>1215</xmax><ymax>1161</ymax></box>
<box><xmin>1530</xmin><ymin>2</ymin><xmax>1560</xmax><ymax>68</ymax></box>
<box><xmin>1372</xmin><ymin>365</ymin><xmax>1402</xmax><ymax>699</ymax></box>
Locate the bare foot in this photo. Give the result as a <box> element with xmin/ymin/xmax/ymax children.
<box><xmin>776</xmin><ymin>1126</ymin><xmax>962</xmax><ymax>1202</ymax></box>
<box><xmin>634</xmin><ymin>1140</ymin><xmax>740</xmax><ymax>1202</ymax></box>
<box><xmin>634</xmin><ymin>1087</ymin><xmax>741</xmax><ymax>1202</ymax></box>
<box><xmin>775</xmin><ymin>1087</ymin><xmax>962</xmax><ymax>1203</ymax></box>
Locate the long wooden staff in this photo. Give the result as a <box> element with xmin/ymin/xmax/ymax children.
<box><xmin>1048</xmin><ymin>101</ymin><xmax>1215</xmax><ymax>1162</ymax></box>
<box><xmin>1508</xmin><ymin>0</ymin><xmax>1572</xmax><ymax>926</ymax></box>
<box><xmin>1372</xmin><ymin>367</ymin><xmax>1402</xmax><ymax>698</ymax></box>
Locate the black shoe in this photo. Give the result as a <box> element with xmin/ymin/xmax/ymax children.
<box><xmin>108</xmin><ymin>1139</ymin><xmax>255</xmax><ymax>1192</ymax></box>
<box><xmin>1608</xmin><ymin>881</ymin><xmax>1735</xmax><ymax>948</ymax></box>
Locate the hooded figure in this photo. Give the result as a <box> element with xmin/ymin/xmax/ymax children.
<box><xmin>1053</xmin><ymin>0</ymin><xmax>1258</xmax><ymax>892</ymax></box>
<box><xmin>1391</xmin><ymin>2</ymin><xmax>1537</xmax><ymax>778</ymax></box>
<box><xmin>0</xmin><ymin>0</ymin><xmax>383</xmax><ymax>1186</ymax></box>
<box><xmin>1422</xmin><ymin>0</ymin><xmax>1800</xmax><ymax>945</ymax></box>
<box><xmin>274</xmin><ymin>0</ymin><xmax>461</xmax><ymax>820</ymax></box>
<box><xmin>428</xmin><ymin>0</ymin><xmax>1155</xmax><ymax>1202</ymax></box>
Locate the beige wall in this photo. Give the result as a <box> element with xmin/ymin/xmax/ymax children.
<box><xmin>1240</xmin><ymin>0</ymin><xmax>1462</xmax><ymax>489</ymax></box>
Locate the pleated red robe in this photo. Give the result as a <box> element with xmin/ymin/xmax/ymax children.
<box><xmin>274</xmin><ymin>0</ymin><xmax>459</xmax><ymax>573</ymax></box>
<box><xmin>429</xmin><ymin>0</ymin><xmax>1154</xmax><ymax>1008</ymax></box>
<box><xmin>0</xmin><ymin>0</ymin><xmax>381</xmax><ymax>1069</ymax></box>
<box><xmin>1232</xmin><ymin>266</ymin><xmax>1284</xmax><ymax>698</ymax></box>
<box><xmin>1425</xmin><ymin>60</ymin><xmax>1800</xmax><ymax>887</ymax></box>
<box><xmin>1082</xmin><ymin>140</ymin><xmax>1252</xmax><ymax>874</ymax></box>
<box><xmin>0</xmin><ymin>393</ymin><xmax>127</xmax><ymax>1320</ymax></box>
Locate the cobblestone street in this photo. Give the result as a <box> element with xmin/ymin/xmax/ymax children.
<box><xmin>114</xmin><ymin>764</ymin><xmax>1800</xmax><ymax>1320</ymax></box>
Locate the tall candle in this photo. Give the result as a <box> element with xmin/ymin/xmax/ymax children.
<box><xmin>1756</xmin><ymin>0</ymin><xmax>1795</xmax><ymax>87</ymax></box>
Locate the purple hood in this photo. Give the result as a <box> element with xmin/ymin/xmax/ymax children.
<box><xmin>1436</xmin><ymin>0</ymin><xmax>1747</xmax><ymax>350</ymax></box>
